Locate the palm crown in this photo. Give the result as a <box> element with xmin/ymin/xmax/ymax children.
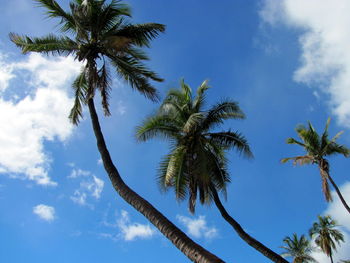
<box><xmin>309</xmin><ymin>215</ymin><xmax>344</xmax><ymax>262</ymax></box>
<box><xmin>10</xmin><ymin>0</ymin><xmax>165</xmax><ymax>124</ymax></box>
<box><xmin>282</xmin><ymin>118</ymin><xmax>350</xmax><ymax>203</ymax></box>
<box><xmin>137</xmin><ymin>79</ymin><xmax>253</xmax><ymax>213</ymax></box>
<box><xmin>280</xmin><ymin>233</ymin><xmax>316</xmax><ymax>263</ymax></box>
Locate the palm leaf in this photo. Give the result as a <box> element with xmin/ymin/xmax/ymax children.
<box><xmin>35</xmin><ymin>0</ymin><xmax>76</xmax><ymax>32</ymax></box>
<box><xmin>201</xmin><ymin>100</ymin><xmax>245</xmax><ymax>131</ymax></box>
<box><xmin>281</xmin><ymin>155</ymin><xmax>313</xmax><ymax>165</ymax></box>
<box><xmin>136</xmin><ymin>115</ymin><xmax>181</xmax><ymax>142</ymax></box>
<box><xmin>114</xmin><ymin>23</ymin><xmax>165</xmax><ymax>47</ymax></box>
<box><xmin>9</xmin><ymin>33</ymin><xmax>77</xmax><ymax>55</ymax></box>
<box><xmin>69</xmin><ymin>68</ymin><xmax>88</xmax><ymax>124</ymax></box>
<box><xmin>207</xmin><ymin>131</ymin><xmax>253</xmax><ymax>158</ymax></box>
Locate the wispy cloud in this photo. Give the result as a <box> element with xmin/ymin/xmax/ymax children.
<box><xmin>260</xmin><ymin>0</ymin><xmax>350</xmax><ymax>127</ymax></box>
<box><xmin>177</xmin><ymin>215</ymin><xmax>218</xmax><ymax>240</ymax></box>
<box><xmin>100</xmin><ymin>209</ymin><xmax>156</xmax><ymax>242</ymax></box>
<box><xmin>69</xmin><ymin>168</ymin><xmax>104</xmax><ymax>208</ymax></box>
<box><xmin>0</xmin><ymin>51</ymin><xmax>81</xmax><ymax>186</ymax></box>
<box><xmin>33</xmin><ymin>204</ymin><xmax>56</xmax><ymax>222</ymax></box>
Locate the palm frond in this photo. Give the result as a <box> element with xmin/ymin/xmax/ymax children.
<box><xmin>109</xmin><ymin>54</ymin><xmax>162</xmax><ymax>101</ymax></box>
<box><xmin>201</xmin><ymin>100</ymin><xmax>245</xmax><ymax>131</ymax></box>
<box><xmin>324</xmin><ymin>142</ymin><xmax>350</xmax><ymax>157</ymax></box>
<box><xmin>136</xmin><ymin>115</ymin><xmax>181</xmax><ymax>142</ymax></box>
<box><xmin>97</xmin><ymin>62</ymin><xmax>112</xmax><ymax>116</ymax></box>
<box><xmin>35</xmin><ymin>0</ymin><xmax>76</xmax><ymax>32</ymax></box>
<box><xmin>114</xmin><ymin>23</ymin><xmax>165</xmax><ymax>47</ymax></box>
<box><xmin>286</xmin><ymin>137</ymin><xmax>306</xmax><ymax>147</ymax></box>
<box><xmin>96</xmin><ymin>0</ymin><xmax>131</xmax><ymax>34</ymax></box>
<box><xmin>157</xmin><ymin>147</ymin><xmax>187</xmax><ymax>201</ymax></box>
<box><xmin>69</xmin><ymin>68</ymin><xmax>88</xmax><ymax>124</ymax></box>
<box><xmin>193</xmin><ymin>79</ymin><xmax>209</xmax><ymax>112</ymax></box>
<box><xmin>281</xmin><ymin>155</ymin><xmax>313</xmax><ymax>166</ymax></box>
<box><xmin>9</xmin><ymin>33</ymin><xmax>77</xmax><ymax>56</ymax></box>
<box><xmin>183</xmin><ymin>112</ymin><xmax>205</xmax><ymax>133</ymax></box>
<box><xmin>207</xmin><ymin>131</ymin><xmax>253</xmax><ymax>159</ymax></box>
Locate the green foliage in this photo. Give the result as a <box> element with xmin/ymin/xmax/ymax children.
<box><xmin>280</xmin><ymin>233</ymin><xmax>316</xmax><ymax>263</ymax></box>
<box><xmin>309</xmin><ymin>215</ymin><xmax>344</xmax><ymax>260</ymax></box>
<box><xmin>136</xmin><ymin>79</ymin><xmax>252</xmax><ymax>213</ymax></box>
<box><xmin>10</xmin><ymin>0</ymin><xmax>165</xmax><ymax>124</ymax></box>
<box><xmin>282</xmin><ymin>118</ymin><xmax>350</xmax><ymax>201</ymax></box>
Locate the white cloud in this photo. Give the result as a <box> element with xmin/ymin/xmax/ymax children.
<box><xmin>260</xmin><ymin>0</ymin><xmax>350</xmax><ymax>127</ymax></box>
<box><xmin>0</xmin><ymin>53</ymin><xmax>14</xmax><ymax>92</ymax></box>
<box><xmin>117</xmin><ymin>210</ymin><xmax>155</xmax><ymax>241</ymax></box>
<box><xmin>100</xmin><ymin>209</ymin><xmax>156</xmax><ymax>242</ymax></box>
<box><xmin>33</xmin><ymin>204</ymin><xmax>56</xmax><ymax>222</ymax></box>
<box><xmin>68</xmin><ymin>168</ymin><xmax>91</xmax><ymax>179</ymax></box>
<box><xmin>311</xmin><ymin>182</ymin><xmax>350</xmax><ymax>262</ymax></box>
<box><xmin>69</xmin><ymin>168</ymin><xmax>104</xmax><ymax>207</ymax></box>
<box><xmin>0</xmin><ymin>51</ymin><xmax>81</xmax><ymax>185</ymax></box>
<box><xmin>176</xmin><ymin>215</ymin><xmax>218</xmax><ymax>240</ymax></box>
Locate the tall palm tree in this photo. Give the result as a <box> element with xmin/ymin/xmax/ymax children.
<box><xmin>10</xmin><ymin>1</ymin><xmax>224</xmax><ymax>262</ymax></box>
<box><xmin>280</xmin><ymin>233</ymin><xmax>316</xmax><ymax>263</ymax></box>
<box><xmin>281</xmin><ymin>119</ymin><xmax>350</xmax><ymax>214</ymax></box>
<box><xmin>137</xmin><ymin>80</ymin><xmax>289</xmax><ymax>263</ymax></box>
<box><xmin>309</xmin><ymin>215</ymin><xmax>344</xmax><ymax>263</ymax></box>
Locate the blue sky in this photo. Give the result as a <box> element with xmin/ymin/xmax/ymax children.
<box><xmin>1</xmin><ymin>0</ymin><xmax>350</xmax><ymax>262</ymax></box>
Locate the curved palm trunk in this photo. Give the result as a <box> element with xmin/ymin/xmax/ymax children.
<box><xmin>319</xmin><ymin>160</ymin><xmax>350</xmax><ymax>215</ymax></box>
<box><xmin>88</xmin><ymin>99</ymin><xmax>225</xmax><ymax>263</ymax></box>
<box><xmin>210</xmin><ymin>185</ymin><xmax>288</xmax><ymax>263</ymax></box>
<box><xmin>329</xmin><ymin>251</ymin><xmax>334</xmax><ymax>263</ymax></box>
<box><xmin>327</xmin><ymin>174</ymin><xmax>350</xmax><ymax>214</ymax></box>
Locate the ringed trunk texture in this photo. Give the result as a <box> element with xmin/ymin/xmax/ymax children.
<box><xmin>88</xmin><ymin>99</ymin><xmax>225</xmax><ymax>263</ymax></box>
<box><xmin>320</xmin><ymin>159</ymin><xmax>350</xmax><ymax>215</ymax></box>
<box><xmin>210</xmin><ymin>186</ymin><xmax>288</xmax><ymax>263</ymax></box>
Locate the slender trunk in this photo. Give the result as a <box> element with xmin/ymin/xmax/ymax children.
<box><xmin>327</xmin><ymin>173</ymin><xmax>350</xmax><ymax>215</ymax></box>
<box><xmin>320</xmin><ymin>159</ymin><xmax>350</xmax><ymax>214</ymax></box>
<box><xmin>329</xmin><ymin>251</ymin><xmax>334</xmax><ymax>263</ymax></box>
<box><xmin>210</xmin><ymin>185</ymin><xmax>288</xmax><ymax>263</ymax></box>
<box><xmin>87</xmin><ymin>99</ymin><xmax>225</xmax><ymax>263</ymax></box>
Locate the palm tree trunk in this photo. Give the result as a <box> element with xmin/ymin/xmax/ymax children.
<box><xmin>327</xmin><ymin>173</ymin><xmax>350</xmax><ymax>215</ymax></box>
<box><xmin>210</xmin><ymin>185</ymin><xmax>288</xmax><ymax>263</ymax></box>
<box><xmin>320</xmin><ymin>159</ymin><xmax>350</xmax><ymax>215</ymax></box>
<box><xmin>330</xmin><ymin>251</ymin><xmax>334</xmax><ymax>263</ymax></box>
<box><xmin>87</xmin><ymin>99</ymin><xmax>225</xmax><ymax>263</ymax></box>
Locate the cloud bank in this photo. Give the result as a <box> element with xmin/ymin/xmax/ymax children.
<box><xmin>0</xmin><ymin>52</ymin><xmax>81</xmax><ymax>185</ymax></box>
<box><xmin>260</xmin><ymin>0</ymin><xmax>350</xmax><ymax>127</ymax></box>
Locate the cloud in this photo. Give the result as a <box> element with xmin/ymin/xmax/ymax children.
<box><xmin>33</xmin><ymin>204</ymin><xmax>56</xmax><ymax>222</ymax></box>
<box><xmin>260</xmin><ymin>0</ymin><xmax>350</xmax><ymax>127</ymax></box>
<box><xmin>100</xmin><ymin>209</ymin><xmax>156</xmax><ymax>242</ymax></box>
<box><xmin>117</xmin><ymin>210</ymin><xmax>155</xmax><ymax>241</ymax></box>
<box><xmin>311</xmin><ymin>182</ymin><xmax>350</xmax><ymax>262</ymax></box>
<box><xmin>69</xmin><ymin>168</ymin><xmax>104</xmax><ymax>207</ymax></box>
<box><xmin>176</xmin><ymin>215</ymin><xmax>218</xmax><ymax>240</ymax></box>
<box><xmin>0</xmin><ymin>51</ymin><xmax>81</xmax><ymax>185</ymax></box>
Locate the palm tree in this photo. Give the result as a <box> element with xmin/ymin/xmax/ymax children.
<box><xmin>282</xmin><ymin>119</ymin><xmax>350</xmax><ymax>214</ymax></box>
<box><xmin>280</xmin><ymin>233</ymin><xmax>316</xmax><ymax>263</ymax></box>
<box><xmin>137</xmin><ymin>80</ymin><xmax>288</xmax><ymax>263</ymax></box>
<box><xmin>309</xmin><ymin>215</ymin><xmax>344</xmax><ymax>263</ymax></box>
<box><xmin>10</xmin><ymin>1</ymin><xmax>224</xmax><ymax>262</ymax></box>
